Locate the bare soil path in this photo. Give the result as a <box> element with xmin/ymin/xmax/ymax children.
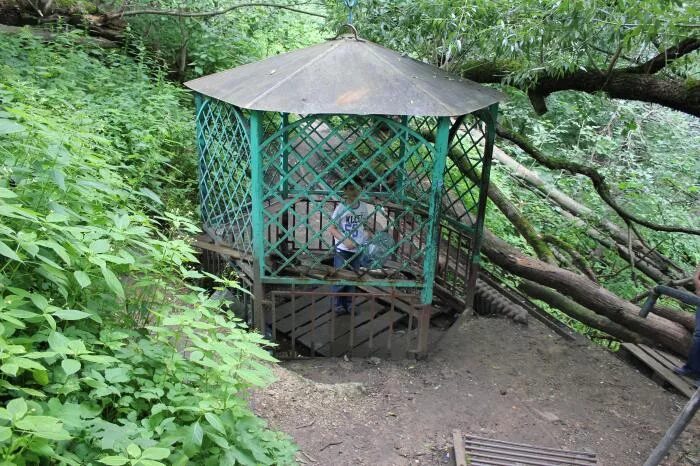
<box><xmin>251</xmin><ymin>314</ymin><xmax>699</xmax><ymax>465</ymax></box>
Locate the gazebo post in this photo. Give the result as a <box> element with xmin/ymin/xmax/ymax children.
<box><xmin>250</xmin><ymin>110</ymin><xmax>266</xmax><ymax>331</ymax></box>
<box><xmin>421</xmin><ymin>116</ymin><xmax>450</xmax><ymax>305</ymax></box>
<box><xmin>465</xmin><ymin>103</ymin><xmax>498</xmax><ymax>306</ymax></box>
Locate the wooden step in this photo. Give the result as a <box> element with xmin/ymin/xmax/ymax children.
<box><xmin>621</xmin><ymin>343</ymin><xmax>695</xmax><ymax>398</ymax></box>
<box><xmin>299</xmin><ymin>301</ymin><xmax>394</xmax><ymax>357</ymax></box>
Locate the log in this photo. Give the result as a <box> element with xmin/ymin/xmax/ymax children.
<box><xmin>650</xmin><ymin>306</ymin><xmax>696</xmax><ymax>332</ymax></box>
<box><xmin>481</xmin><ymin>230</ymin><xmax>692</xmax><ymax>355</ymax></box>
<box><xmin>519</xmin><ymin>280</ymin><xmax>648</xmax><ymax>344</ymax></box>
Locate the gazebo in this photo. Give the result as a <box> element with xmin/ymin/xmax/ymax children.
<box><xmin>185</xmin><ymin>29</ymin><xmax>503</xmax><ymax>357</ymax></box>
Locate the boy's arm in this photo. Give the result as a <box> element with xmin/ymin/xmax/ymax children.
<box><xmin>328</xmin><ymin>225</ymin><xmax>356</xmax><ymax>249</ymax></box>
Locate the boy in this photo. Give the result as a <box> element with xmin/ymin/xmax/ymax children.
<box><xmin>327</xmin><ymin>180</ymin><xmax>373</xmax><ymax>315</ymax></box>
<box><xmin>674</xmin><ymin>266</ymin><xmax>700</xmax><ymax>387</ymax></box>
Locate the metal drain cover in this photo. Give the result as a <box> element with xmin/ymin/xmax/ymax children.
<box><xmin>461</xmin><ymin>433</ymin><xmax>597</xmax><ymax>466</ymax></box>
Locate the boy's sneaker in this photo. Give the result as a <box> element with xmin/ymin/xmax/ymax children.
<box><xmin>673</xmin><ymin>366</ymin><xmax>700</xmax><ymax>378</ymax></box>
<box><xmin>335</xmin><ymin>306</ymin><xmax>349</xmax><ymax>316</ymax></box>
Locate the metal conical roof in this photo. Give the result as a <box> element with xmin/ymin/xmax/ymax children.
<box><xmin>185</xmin><ymin>36</ymin><xmax>504</xmax><ymax>116</ymax></box>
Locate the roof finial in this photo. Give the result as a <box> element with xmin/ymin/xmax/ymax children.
<box><xmin>343</xmin><ymin>0</ymin><xmax>358</xmax><ymax>24</ymax></box>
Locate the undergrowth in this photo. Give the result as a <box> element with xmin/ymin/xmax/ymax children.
<box><xmin>0</xmin><ymin>30</ymin><xmax>295</xmax><ymax>465</ymax></box>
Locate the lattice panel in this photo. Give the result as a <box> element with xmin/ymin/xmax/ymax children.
<box><xmin>444</xmin><ymin>115</ymin><xmax>487</xmax><ymax>226</ymax></box>
<box><xmin>195</xmin><ymin>97</ymin><xmax>253</xmax><ymax>259</ymax></box>
<box><xmin>258</xmin><ymin>114</ymin><xmax>440</xmax><ymax>283</ymax></box>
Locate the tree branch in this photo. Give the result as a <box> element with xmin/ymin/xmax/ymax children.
<box><xmin>107</xmin><ymin>2</ymin><xmax>327</xmax><ymax>20</ymax></box>
<box><xmin>624</xmin><ymin>37</ymin><xmax>700</xmax><ymax>75</ymax></box>
<box><xmin>461</xmin><ymin>38</ymin><xmax>700</xmax><ymax>117</ymax></box>
<box><xmin>496</xmin><ymin>126</ymin><xmax>700</xmax><ymax>236</ymax></box>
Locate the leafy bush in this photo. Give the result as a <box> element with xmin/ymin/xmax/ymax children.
<box><xmin>0</xmin><ymin>31</ymin><xmax>295</xmax><ymax>465</ymax></box>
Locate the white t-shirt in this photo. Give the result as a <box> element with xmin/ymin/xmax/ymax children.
<box><xmin>332</xmin><ymin>201</ymin><xmax>370</xmax><ymax>252</ymax></box>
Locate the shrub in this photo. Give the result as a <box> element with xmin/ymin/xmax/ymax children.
<box><xmin>0</xmin><ymin>30</ymin><xmax>295</xmax><ymax>465</ymax></box>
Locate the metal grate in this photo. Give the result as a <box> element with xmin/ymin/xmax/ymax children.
<box><xmin>463</xmin><ymin>434</ymin><xmax>597</xmax><ymax>466</ymax></box>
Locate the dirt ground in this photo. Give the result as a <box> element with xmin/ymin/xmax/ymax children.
<box><xmin>250</xmin><ymin>313</ymin><xmax>699</xmax><ymax>466</ymax></box>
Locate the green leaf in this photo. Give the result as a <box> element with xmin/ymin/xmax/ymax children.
<box><xmin>0</xmin><ymin>241</ymin><xmax>20</xmax><ymax>261</ymax></box>
<box><xmin>101</xmin><ymin>266</ymin><xmax>125</xmax><ymax>299</ymax></box>
<box><xmin>80</xmin><ymin>354</ymin><xmax>118</xmax><ymax>365</ymax></box>
<box><xmin>1</xmin><ymin>363</ymin><xmax>19</xmax><ymax>376</ymax></box>
<box><xmin>237</xmin><ymin>369</ymin><xmax>268</xmax><ymax>387</ymax></box>
<box><xmin>61</xmin><ymin>359</ymin><xmax>81</xmax><ymax>376</ymax></box>
<box><xmin>29</xmin><ymin>293</ymin><xmax>49</xmax><ymax>311</ymax></box>
<box><xmin>53</xmin><ymin>309</ymin><xmax>91</xmax><ymax>321</ymax></box>
<box><xmin>15</xmin><ymin>416</ymin><xmax>71</xmax><ymax>440</ymax></box>
<box><xmin>48</xmin><ymin>332</ymin><xmax>70</xmax><ymax>353</ymax></box>
<box><xmin>98</xmin><ymin>456</ymin><xmax>129</xmax><ymax>466</ymax></box>
<box><xmin>138</xmin><ymin>187</ymin><xmax>162</xmax><ymax>205</ymax></box>
<box><xmin>90</xmin><ymin>239</ymin><xmax>111</xmax><ymax>254</ymax></box>
<box><xmin>0</xmin><ymin>118</ymin><xmax>24</xmax><ymax>135</ymax></box>
<box><xmin>141</xmin><ymin>448</ymin><xmax>170</xmax><ymax>461</ymax></box>
<box><xmin>206</xmin><ymin>432</ymin><xmax>230</xmax><ymax>449</ymax></box>
<box><xmin>138</xmin><ymin>461</ymin><xmax>165</xmax><ymax>466</ymax></box>
<box><xmin>0</xmin><ymin>426</ymin><xmax>11</xmax><ymax>442</ymax></box>
<box><xmin>0</xmin><ymin>188</ymin><xmax>17</xmax><ymax>198</ymax></box>
<box><xmin>74</xmin><ymin>271</ymin><xmax>91</xmax><ymax>288</ymax></box>
<box><xmin>127</xmin><ymin>443</ymin><xmax>141</xmax><ymax>458</ymax></box>
<box><xmin>6</xmin><ymin>398</ymin><xmax>27</xmax><ymax>420</ymax></box>
<box><xmin>204</xmin><ymin>412</ymin><xmax>226</xmax><ymax>435</ymax></box>
<box><xmin>191</xmin><ymin>421</ymin><xmax>203</xmax><ymax>447</ymax></box>
<box><xmin>32</xmin><ymin>370</ymin><xmax>49</xmax><ymax>386</ymax></box>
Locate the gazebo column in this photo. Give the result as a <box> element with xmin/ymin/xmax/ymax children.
<box><xmin>250</xmin><ymin>110</ymin><xmax>266</xmax><ymax>331</ymax></box>
<box><xmin>421</xmin><ymin>116</ymin><xmax>450</xmax><ymax>305</ymax></box>
<box><xmin>464</xmin><ymin>103</ymin><xmax>499</xmax><ymax>306</ymax></box>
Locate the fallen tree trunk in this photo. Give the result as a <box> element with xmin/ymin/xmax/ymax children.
<box><xmin>519</xmin><ymin>280</ymin><xmax>649</xmax><ymax>344</ymax></box>
<box><xmin>481</xmin><ymin>229</ymin><xmax>692</xmax><ymax>355</ymax></box>
<box><xmin>649</xmin><ymin>306</ymin><xmax>696</xmax><ymax>332</ymax></box>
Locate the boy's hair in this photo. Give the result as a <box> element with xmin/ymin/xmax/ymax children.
<box><xmin>342</xmin><ymin>175</ymin><xmax>364</xmax><ymax>190</ymax></box>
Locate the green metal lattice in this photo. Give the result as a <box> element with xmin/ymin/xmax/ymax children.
<box><xmin>194</xmin><ymin>93</ymin><xmax>497</xmax><ymax>312</ymax></box>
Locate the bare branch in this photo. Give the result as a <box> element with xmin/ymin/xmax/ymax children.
<box><xmin>107</xmin><ymin>2</ymin><xmax>327</xmax><ymax>20</ymax></box>
<box><xmin>496</xmin><ymin>126</ymin><xmax>700</xmax><ymax>236</ymax></box>
<box><xmin>624</xmin><ymin>37</ymin><xmax>700</xmax><ymax>74</ymax></box>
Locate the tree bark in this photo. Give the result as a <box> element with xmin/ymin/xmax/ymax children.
<box><xmin>481</xmin><ymin>229</ymin><xmax>692</xmax><ymax>355</ymax></box>
<box><xmin>519</xmin><ymin>280</ymin><xmax>649</xmax><ymax>344</ymax></box>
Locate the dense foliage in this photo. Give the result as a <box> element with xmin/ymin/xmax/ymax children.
<box><xmin>0</xmin><ymin>31</ymin><xmax>295</xmax><ymax>465</ymax></box>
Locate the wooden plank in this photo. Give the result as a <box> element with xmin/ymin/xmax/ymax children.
<box><xmin>639</xmin><ymin>344</ymin><xmax>686</xmax><ymax>369</ymax></box>
<box><xmin>328</xmin><ymin>301</ymin><xmax>393</xmax><ymax>355</ymax></box>
<box><xmin>621</xmin><ymin>343</ymin><xmax>695</xmax><ymax>398</ymax></box>
<box><xmin>453</xmin><ymin>430</ymin><xmax>467</xmax><ymax>466</ymax></box>
<box><xmin>356</xmin><ymin>285</ymin><xmax>420</xmax><ymax>317</ymax></box>
<box><xmin>273</xmin><ymin>294</ymin><xmax>318</xmax><ymax>326</ymax></box>
<box><xmin>299</xmin><ymin>300</ymin><xmax>384</xmax><ymax>356</ymax></box>
<box><xmin>347</xmin><ymin>312</ymin><xmax>404</xmax><ymax>357</ymax></box>
<box><xmin>297</xmin><ymin>300</ymin><xmax>370</xmax><ymax>354</ymax></box>
<box><xmin>276</xmin><ymin>297</ymin><xmax>332</xmax><ymax>334</ymax></box>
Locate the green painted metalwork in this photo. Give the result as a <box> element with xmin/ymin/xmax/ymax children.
<box><xmin>420</xmin><ymin>116</ymin><xmax>450</xmax><ymax>304</ymax></box>
<box><xmin>192</xmin><ymin>95</ymin><xmax>498</xmax><ymax>313</ymax></box>
<box><xmin>195</xmin><ymin>95</ymin><xmax>253</xmax><ymax>274</ymax></box>
<box><xmin>258</xmin><ymin>114</ymin><xmax>439</xmax><ymax>289</ymax></box>
<box><xmin>250</xmin><ymin>111</ymin><xmax>265</xmax><ymax>278</ymax></box>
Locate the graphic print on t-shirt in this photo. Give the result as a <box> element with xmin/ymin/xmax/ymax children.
<box><xmin>332</xmin><ymin>202</ymin><xmax>368</xmax><ymax>252</ymax></box>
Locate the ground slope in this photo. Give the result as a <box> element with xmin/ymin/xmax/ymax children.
<box><xmin>251</xmin><ymin>315</ymin><xmax>699</xmax><ymax>465</ymax></box>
